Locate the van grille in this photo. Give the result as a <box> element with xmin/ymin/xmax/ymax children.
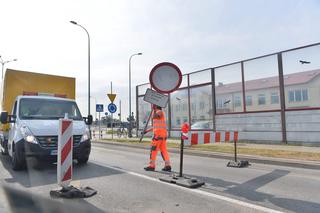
<box><xmin>36</xmin><ymin>135</ymin><xmax>82</xmax><ymax>148</ymax></box>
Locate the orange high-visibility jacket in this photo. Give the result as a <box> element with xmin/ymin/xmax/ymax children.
<box><xmin>152</xmin><ymin>109</ymin><xmax>167</xmax><ymax>138</ymax></box>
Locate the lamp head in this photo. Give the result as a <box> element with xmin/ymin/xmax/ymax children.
<box><xmin>70</xmin><ymin>21</ymin><xmax>77</xmax><ymax>25</ymax></box>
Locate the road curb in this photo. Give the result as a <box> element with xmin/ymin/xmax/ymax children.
<box><xmin>92</xmin><ymin>141</ymin><xmax>320</xmax><ymax>170</ymax></box>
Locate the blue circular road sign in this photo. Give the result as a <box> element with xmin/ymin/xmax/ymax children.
<box><xmin>108</xmin><ymin>103</ymin><xmax>117</xmax><ymax>114</ymax></box>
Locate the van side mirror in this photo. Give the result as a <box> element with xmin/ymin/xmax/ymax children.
<box><xmin>84</xmin><ymin>115</ymin><xmax>93</xmax><ymax>125</ymax></box>
<box><xmin>0</xmin><ymin>112</ymin><xmax>8</xmax><ymax>124</ymax></box>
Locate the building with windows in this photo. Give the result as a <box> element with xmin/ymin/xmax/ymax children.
<box><xmin>216</xmin><ymin>69</ymin><xmax>320</xmax><ymax>113</ymax></box>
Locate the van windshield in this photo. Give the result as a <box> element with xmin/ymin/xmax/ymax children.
<box><xmin>19</xmin><ymin>98</ymin><xmax>82</xmax><ymax>120</ymax></box>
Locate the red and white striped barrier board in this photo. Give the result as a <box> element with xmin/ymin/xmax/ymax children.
<box><xmin>184</xmin><ymin>131</ymin><xmax>238</xmax><ymax>145</ymax></box>
<box><xmin>58</xmin><ymin>118</ymin><xmax>73</xmax><ymax>187</ymax></box>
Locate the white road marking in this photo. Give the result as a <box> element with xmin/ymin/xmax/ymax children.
<box><xmin>90</xmin><ymin>158</ymin><xmax>284</xmax><ymax>213</ymax></box>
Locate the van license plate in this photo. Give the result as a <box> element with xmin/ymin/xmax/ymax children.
<box><xmin>51</xmin><ymin>150</ymin><xmax>57</xmax><ymax>155</ymax></box>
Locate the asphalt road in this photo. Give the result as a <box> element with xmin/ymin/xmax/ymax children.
<box><xmin>0</xmin><ymin>142</ymin><xmax>319</xmax><ymax>213</ymax></box>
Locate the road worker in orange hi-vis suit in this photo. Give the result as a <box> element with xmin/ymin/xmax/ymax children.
<box><xmin>143</xmin><ymin>105</ymin><xmax>171</xmax><ymax>172</ymax></box>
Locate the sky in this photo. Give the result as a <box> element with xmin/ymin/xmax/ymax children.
<box><xmin>0</xmin><ymin>0</ymin><xmax>319</xmax><ymax>120</ymax></box>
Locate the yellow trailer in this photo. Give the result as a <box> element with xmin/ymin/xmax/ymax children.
<box><xmin>1</xmin><ymin>69</ymin><xmax>75</xmax><ymax>131</ymax></box>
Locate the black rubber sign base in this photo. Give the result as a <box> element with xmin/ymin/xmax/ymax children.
<box><xmin>227</xmin><ymin>160</ymin><xmax>250</xmax><ymax>168</ymax></box>
<box><xmin>159</xmin><ymin>174</ymin><xmax>205</xmax><ymax>188</ymax></box>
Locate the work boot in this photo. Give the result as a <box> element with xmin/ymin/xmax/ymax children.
<box><xmin>161</xmin><ymin>166</ymin><xmax>171</xmax><ymax>172</ymax></box>
<box><xmin>144</xmin><ymin>166</ymin><xmax>155</xmax><ymax>171</ymax></box>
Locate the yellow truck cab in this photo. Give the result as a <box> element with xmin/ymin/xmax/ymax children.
<box><xmin>0</xmin><ymin>69</ymin><xmax>92</xmax><ymax>170</ymax></box>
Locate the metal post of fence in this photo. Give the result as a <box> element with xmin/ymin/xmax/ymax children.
<box><xmin>187</xmin><ymin>74</ymin><xmax>191</xmax><ymax>128</ymax></box>
<box><xmin>234</xmin><ymin>138</ymin><xmax>237</xmax><ymax>162</ymax></box>
<box><xmin>211</xmin><ymin>68</ymin><xmax>216</xmax><ymax>131</ymax></box>
<box><xmin>277</xmin><ymin>53</ymin><xmax>287</xmax><ymax>144</ymax></box>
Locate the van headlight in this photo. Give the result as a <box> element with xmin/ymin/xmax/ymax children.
<box><xmin>80</xmin><ymin>128</ymin><xmax>90</xmax><ymax>142</ymax></box>
<box><xmin>20</xmin><ymin>126</ymin><xmax>38</xmax><ymax>144</ymax></box>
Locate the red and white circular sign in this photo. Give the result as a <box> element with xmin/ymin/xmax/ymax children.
<box><xmin>149</xmin><ymin>62</ymin><xmax>182</xmax><ymax>94</ymax></box>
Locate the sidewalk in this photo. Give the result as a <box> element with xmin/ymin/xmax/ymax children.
<box><xmin>92</xmin><ymin>138</ymin><xmax>320</xmax><ymax>170</ymax></box>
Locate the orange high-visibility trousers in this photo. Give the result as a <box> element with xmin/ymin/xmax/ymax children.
<box><xmin>149</xmin><ymin>137</ymin><xmax>170</xmax><ymax>168</ymax></box>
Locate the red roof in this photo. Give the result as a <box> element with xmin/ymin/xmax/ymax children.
<box><xmin>215</xmin><ymin>69</ymin><xmax>320</xmax><ymax>94</ymax></box>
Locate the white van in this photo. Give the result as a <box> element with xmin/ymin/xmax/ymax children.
<box><xmin>0</xmin><ymin>95</ymin><xmax>93</xmax><ymax>170</ymax></box>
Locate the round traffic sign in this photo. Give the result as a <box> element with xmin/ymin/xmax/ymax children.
<box><xmin>149</xmin><ymin>62</ymin><xmax>182</xmax><ymax>94</ymax></box>
<box><xmin>108</xmin><ymin>103</ymin><xmax>117</xmax><ymax>114</ymax></box>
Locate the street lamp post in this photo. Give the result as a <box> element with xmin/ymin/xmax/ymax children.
<box><xmin>70</xmin><ymin>21</ymin><xmax>91</xmax><ymax>117</ymax></box>
<box><xmin>128</xmin><ymin>52</ymin><xmax>142</xmax><ymax>138</ymax></box>
<box><xmin>90</xmin><ymin>96</ymin><xmax>97</xmax><ymax>120</ymax></box>
<box><xmin>0</xmin><ymin>56</ymin><xmax>17</xmax><ymax>79</ymax></box>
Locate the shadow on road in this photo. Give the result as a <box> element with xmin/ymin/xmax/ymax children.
<box><xmin>0</xmin><ymin>155</ymin><xmax>123</xmax><ymax>188</ymax></box>
<box><xmin>182</xmin><ymin>169</ymin><xmax>320</xmax><ymax>213</ymax></box>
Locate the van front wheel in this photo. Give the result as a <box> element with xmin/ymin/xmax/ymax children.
<box><xmin>77</xmin><ymin>157</ymin><xmax>89</xmax><ymax>165</ymax></box>
<box><xmin>12</xmin><ymin>145</ymin><xmax>25</xmax><ymax>170</ymax></box>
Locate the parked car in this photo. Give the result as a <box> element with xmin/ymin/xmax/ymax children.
<box><xmin>191</xmin><ymin>121</ymin><xmax>213</xmax><ymax>130</ymax></box>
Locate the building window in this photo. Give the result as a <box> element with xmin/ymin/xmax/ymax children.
<box><xmin>199</xmin><ymin>102</ymin><xmax>205</xmax><ymax>110</ymax></box>
<box><xmin>295</xmin><ymin>90</ymin><xmax>302</xmax><ymax>102</ymax></box>
<box><xmin>191</xmin><ymin>103</ymin><xmax>196</xmax><ymax>110</ymax></box>
<box><xmin>182</xmin><ymin>104</ymin><xmax>187</xmax><ymax>111</ymax></box>
<box><xmin>175</xmin><ymin>105</ymin><xmax>180</xmax><ymax>111</ymax></box>
<box><xmin>288</xmin><ymin>91</ymin><xmax>294</xmax><ymax>102</ymax></box>
<box><xmin>271</xmin><ymin>92</ymin><xmax>279</xmax><ymax>104</ymax></box>
<box><xmin>176</xmin><ymin>118</ymin><xmax>181</xmax><ymax>125</ymax></box>
<box><xmin>288</xmin><ymin>89</ymin><xmax>308</xmax><ymax>102</ymax></box>
<box><xmin>258</xmin><ymin>94</ymin><xmax>266</xmax><ymax>105</ymax></box>
<box><xmin>246</xmin><ymin>96</ymin><xmax>252</xmax><ymax>106</ymax></box>
<box><xmin>192</xmin><ymin>116</ymin><xmax>197</xmax><ymax>123</ymax></box>
<box><xmin>302</xmin><ymin>89</ymin><xmax>308</xmax><ymax>101</ymax></box>
<box><xmin>183</xmin><ymin>117</ymin><xmax>188</xmax><ymax>123</ymax></box>
<box><xmin>216</xmin><ymin>99</ymin><xmax>222</xmax><ymax>109</ymax></box>
<box><xmin>234</xmin><ymin>96</ymin><xmax>241</xmax><ymax>107</ymax></box>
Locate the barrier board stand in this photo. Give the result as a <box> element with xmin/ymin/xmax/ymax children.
<box><xmin>227</xmin><ymin>132</ymin><xmax>250</xmax><ymax>168</ymax></box>
<box><xmin>50</xmin><ymin>114</ymin><xmax>97</xmax><ymax>198</ymax></box>
<box><xmin>159</xmin><ymin>123</ymin><xmax>205</xmax><ymax>188</ymax></box>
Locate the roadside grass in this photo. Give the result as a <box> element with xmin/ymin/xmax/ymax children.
<box><xmin>192</xmin><ymin>144</ymin><xmax>320</xmax><ymax>161</ymax></box>
<box><xmin>97</xmin><ymin>138</ymin><xmax>320</xmax><ymax>161</ymax></box>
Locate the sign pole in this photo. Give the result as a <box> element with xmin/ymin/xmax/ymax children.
<box><xmin>111</xmin><ymin>82</ymin><xmax>114</xmax><ymax>140</ymax></box>
<box><xmin>179</xmin><ymin>133</ymin><xmax>184</xmax><ymax>177</ymax></box>
<box><xmin>99</xmin><ymin>112</ymin><xmax>101</xmax><ymax>139</ymax></box>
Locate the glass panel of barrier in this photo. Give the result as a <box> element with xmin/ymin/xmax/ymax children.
<box><xmin>215</xmin><ymin>63</ymin><xmax>243</xmax><ymax>113</ymax></box>
<box><xmin>244</xmin><ymin>55</ymin><xmax>280</xmax><ymax>111</ymax></box>
<box><xmin>137</xmin><ymin>96</ymin><xmax>152</xmax><ymax>130</ymax></box>
<box><xmin>190</xmin><ymin>85</ymin><xmax>213</xmax><ymax>129</ymax></box>
<box><xmin>189</xmin><ymin>69</ymin><xmax>211</xmax><ymax>86</ymax></box>
<box><xmin>282</xmin><ymin>44</ymin><xmax>320</xmax><ymax>109</ymax></box>
<box><xmin>138</xmin><ymin>83</ymin><xmax>150</xmax><ymax>96</ymax></box>
<box><xmin>170</xmin><ymin>89</ymin><xmax>189</xmax><ymax>128</ymax></box>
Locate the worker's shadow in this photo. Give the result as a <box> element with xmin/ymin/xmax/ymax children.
<box><xmin>0</xmin><ymin>154</ymin><xmax>122</xmax><ymax>188</ymax></box>
<box><xmin>182</xmin><ymin>169</ymin><xmax>320</xmax><ymax>213</ymax></box>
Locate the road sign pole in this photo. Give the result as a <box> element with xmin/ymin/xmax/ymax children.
<box><xmin>179</xmin><ymin>133</ymin><xmax>184</xmax><ymax>177</ymax></box>
<box><xmin>111</xmin><ymin>113</ymin><xmax>113</xmax><ymax>139</ymax></box>
<box><xmin>99</xmin><ymin>112</ymin><xmax>101</xmax><ymax>139</ymax></box>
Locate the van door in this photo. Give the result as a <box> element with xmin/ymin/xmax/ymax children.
<box><xmin>8</xmin><ymin>101</ymin><xmax>17</xmax><ymax>156</ymax></box>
